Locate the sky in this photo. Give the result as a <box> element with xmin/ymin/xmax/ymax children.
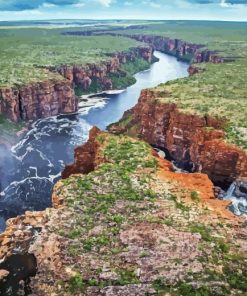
<box><xmin>0</xmin><ymin>0</ymin><xmax>247</xmax><ymax>22</ymax></box>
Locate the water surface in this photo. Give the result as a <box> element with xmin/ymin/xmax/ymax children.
<box><xmin>0</xmin><ymin>51</ymin><xmax>189</xmax><ymax>231</ymax></box>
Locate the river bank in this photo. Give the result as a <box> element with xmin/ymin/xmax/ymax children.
<box><xmin>0</xmin><ymin>51</ymin><xmax>188</xmax><ymax>232</ymax></box>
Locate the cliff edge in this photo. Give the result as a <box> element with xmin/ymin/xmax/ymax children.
<box><xmin>0</xmin><ymin>128</ymin><xmax>246</xmax><ymax>295</ymax></box>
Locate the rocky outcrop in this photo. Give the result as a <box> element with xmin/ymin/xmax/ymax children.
<box><xmin>19</xmin><ymin>80</ymin><xmax>77</xmax><ymax>121</ymax></box>
<box><xmin>0</xmin><ymin>129</ymin><xmax>246</xmax><ymax>295</ymax></box>
<box><xmin>0</xmin><ymin>87</ymin><xmax>20</xmax><ymax>122</ymax></box>
<box><xmin>50</xmin><ymin>47</ymin><xmax>153</xmax><ymax>92</ymax></box>
<box><xmin>62</xmin><ymin>126</ymin><xmax>103</xmax><ymax>178</ymax></box>
<box><xmin>188</xmin><ymin>65</ymin><xmax>203</xmax><ymax>76</ymax></box>
<box><xmin>109</xmin><ymin>89</ymin><xmax>247</xmax><ymax>186</ymax></box>
<box><xmin>130</xmin><ymin>34</ymin><xmax>225</xmax><ymax>63</ymax></box>
<box><xmin>0</xmin><ymin>46</ymin><xmax>152</xmax><ymax>122</ymax></box>
<box><xmin>0</xmin><ymin>80</ymin><xmax>77</xmax><ymax>122</ymax></box>
<box><xmin>83</xmin><ymin>32</ymin><xmax>223</xmax><ymax>64</ymax></box>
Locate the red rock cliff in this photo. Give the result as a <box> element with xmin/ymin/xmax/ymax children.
<box><xmin>62</xmin><ymin>126</ymin><xmax>103</xmax><ymax>179</ymax></box>
<box><xmin>0</xmin><ymin>46</ymin><xmax>152</xmax><ymax>122</ymax></box>
<box><xmin>109</xmin><ymin>89</ymin><xmax>247</xmax><ymax>186</ymax></box>
<box><xmin>51</xmin><ymin>47</ymin><xmax>153</xmax><ymax>92</ymax></box>
<box><xmin>0</xmin><ymin>80</ymin><xmax>77</xmax><ymax>122</ymax></box>
<box><xmin>103</xmin><ymin>33</ymin><xmax>224</xmax><ymax>64</ymax></box>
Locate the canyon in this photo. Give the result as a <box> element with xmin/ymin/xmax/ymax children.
<box><xmin>65</xmin><ymin>31</ymin><xmax>225</xmax><ymax>64</ymax></box>
<box><xmin>0</xmin><ymin>47</ymin><xmax>153</xmax><ymax>123</ymax></box>
<box><xmin>0</xmin><ymin>29</ymin><xmax>247</xmax><ymax>295</ymax></box>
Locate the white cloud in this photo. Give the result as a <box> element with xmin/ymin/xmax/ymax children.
<box><xmin>97</xmin><ymin>0</ymin><xmax>112</xmax><ymax>7</ymax></box>
<box><xmin>220</xmin><ymin>0</ymin><xmax>230</xmax><ymax>7</ymax></box>
<box><xmin>42</xmin><ymin>2</ymin><xmax>57</xmax><ymax>8</ymax></box>
<box><xmin>73</xmin><ymin>1</ymin><xmax>85</xmax><ymax>7</ymax></box>
<box><xmin>15</xmin><ymin>9</ymin><xmax>42</xmax><ymax>15</ymax></box>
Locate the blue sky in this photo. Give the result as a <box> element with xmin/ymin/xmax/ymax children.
<box><xmin>0</xmin><ymin>0</ymin><xmax>247</xmax><ymax>21</ymax></box>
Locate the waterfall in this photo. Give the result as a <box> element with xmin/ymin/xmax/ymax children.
<box><xmin>224</xmin><ymin>182</ymin><xmax>247</xmax><ymax>217</ymax></box>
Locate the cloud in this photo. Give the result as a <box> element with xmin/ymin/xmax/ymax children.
<box><xmin>226</xmin><ymin>0</ymin><xmax>247</xmax><ymax>3</ymax></box>
<box><xmin>97</xmin><ymin>0</ymin><xmax>112</xmax><ymax>6</ymax></box>
<box><xmin>0</xmin><ymin>0</ymin><xmax>246</xmax><ymax>12</ymax></box>
<box><xmin>186</xmin><ymin>0</ymin><xmax>247</xmax><ymax>3</ymax></box>
<box><xmin>42</xmin><ymin>2</ymin><xmax>57</xmax><ymax>8</ymax></box>
<box><xmin>150</xmin><ymin>2</ymin><xmax>161</xmax><ymax>8</ymax></box>
<box><xmin>0</xmin><ymin>0</ymin><xmax>80</xmax><ymax>11</ymax></box>
<box><xmin>0</xmin><ymin>0</ymin><xmax>114</xmax><ymax>11</ymax></box>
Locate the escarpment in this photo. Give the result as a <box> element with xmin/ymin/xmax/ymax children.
<box><xmin>0</xmin><ymin>46</ymin><xmax>153</xmax><ymax>122</ymax></box>
<box><xmin>128</xmin><ymin>34</ymin><xmax>223</xmax><ymax>63</ymax></box>
<box><xmin>109</xmin><ymin>89</ymin><xmax>247</xmax><ymax>186</ymax></box>
<box><xmin>0</xmin><ymin>80</ymin><xmax>77</xmax><ymax>122</ymax></box>
<box><xmin>50</xmin><ymin>47</ymin><xmax>153</xmax><ymax>91</ymax></box>
<box><xmin>66</xmin><ymin>31</ymin><xmax>224</xmax><ymax>64</ymax></box>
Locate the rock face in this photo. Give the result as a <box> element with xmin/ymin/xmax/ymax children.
<box><xmin>51</xmin><ymin>47</ymin><xmax>153</xmax><ymax>92</ymax></box>
<box><xmin>0</xmin><ymin>87</ymin><xmax>20</xmax><ymax>122</ymax></box>
<box><xmin>19</xmin><ymin>80</ymin><xmax>77</xmax><ymax>121</ymax></box>
<box><xmin>0</xmin><ymin>80</ymin><xmax>77</xmax><ymax>122</ymax></box>
<box><xmin>109</xmin><ymin>89</ymin><xmax>247</xmax><ymax>186</ymax></box>
<box><xmin>62</xmin><ymin>126</ymin><xmax>102</xmax><ymax>179</ymax></box>
<box><xmin>0</xmin><ymin>46</ymin><xmax>152</xmax><ymax>122</ymax></box>
<box><xmin>103</xmin><ymin>33</ymin><xmax>224</xmax><ymax>64</ymax></box>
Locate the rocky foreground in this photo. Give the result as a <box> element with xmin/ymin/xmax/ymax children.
<box><xmin>0</xmin><ymin>127</ymin><xmax>246</xmax><ymax>295</ymax></box>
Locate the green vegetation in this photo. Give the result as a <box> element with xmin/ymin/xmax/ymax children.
<box><xmin>48</xmin><ymin>132</ymin><xmax>247</xmax><ymax>295</ymax></box>
<box><xmin>0</xmin><ymin>28</ymin><xmax>143</xmax><ymax>87</ymax></box>
<box><xmin>104</xmin><ymin>20</ymin><xmax>247</xmax><ymax>150</ymax></box>
<box><xmin>190</xmin><ymin>223</ymin><xmax>213</xmax><ymax>242</ymax></box>
<box><xmin>1</xmin><ymin>21</ymin><xmax>247</xmax><ymax>149</ymax></box>
<box><xmin>191</xmin><ymin>191</ymin><xmax>200</xmax><ymax>202</ymax></box>
<box><xmin>0</xmin><ymin>114</ymin><xmax>26</xmax><ymax>143</ymax></box>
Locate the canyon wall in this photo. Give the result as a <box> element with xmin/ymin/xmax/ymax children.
<box><xmin>124</xmin><ymin>34</ymin><xmax>224</xmax><ymax>64</ymax></box>
<box><xmin>0</xmin><ymin>80</ymin><xmax>76</xmax><ymax>122</ymax></box>
<box><xmin>109</xmin><ymin>90</ymin><xmax>247</xmax><ymax>186</ymax></box>
<box><xmin>0</xmin><ymin>47</ymin><xmax>152</xmax><ymax>122</ymax></box>
<box><xmin>82</xmin><ymin>32</ymin><xmax>224</xmax><ymax>64</ymax></box>
<box><xmin>50</xmin><ymin>47</ymin><xmax>153</xmax><ymax>91</ymax></box>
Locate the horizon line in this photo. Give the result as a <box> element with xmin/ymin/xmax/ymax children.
<box><xmin>0</xmin><ymin>18</ymin><xmax>247</xmax><ymax>23</ymax></box>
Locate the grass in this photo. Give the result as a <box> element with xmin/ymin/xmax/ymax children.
<box><xmin>102</xmin><ymin>21</ymin><xmax>247</xmax><ymax>150</ymax></box>
<box><xmin>47</xmin><ymin>131</ymin><xmax>247</xmax><ymax>295</ymax></box>
<box><xmin>0</xmin><ymin>28</ymin><xmax>143</xmax><ymax>87</ymax></box>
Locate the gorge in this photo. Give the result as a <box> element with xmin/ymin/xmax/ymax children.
<box><xmin>0</xmin><ymin>21</ymin><xmax>247</xmax><ymax>295</ymax></box>
<box><xmin>0</xmin><ymin>51</ymin><xmax>188</xmax><ymax>232</ymax></box>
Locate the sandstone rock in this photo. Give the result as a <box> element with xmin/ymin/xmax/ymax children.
<box><xmin>109</xmin><ymin>89</ymin><xmax>247</xmax><ymax>185</ymax></box>
<box><xmin>62</xmin><ymin>126</ymin><xmax>103</xmax><ymax>178</ymax></box>
<box><xmin>87</xmin><ymin>284</ymin><xmax>156</xmax><ymax>296</ymax></box>
<box><xmin>0</xmin><ymin>46</ymin><xmax>153</xmax><ymax>122</ymax></box>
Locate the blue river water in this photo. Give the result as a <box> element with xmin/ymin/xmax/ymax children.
<box><xmin>0</xmin><ymin>51</ymin><xmax>189</xmax><ymax>231</ymax></box>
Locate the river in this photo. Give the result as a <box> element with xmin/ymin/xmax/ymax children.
<box><xmin>0</xmin><ymin>51</ymin><xmax>189</xmax><ymax>231</ymax></box>
<box><xmin>6</xmin><ymin>50</ymin><xmax>246</xmax><ymax>234</ymax></box>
